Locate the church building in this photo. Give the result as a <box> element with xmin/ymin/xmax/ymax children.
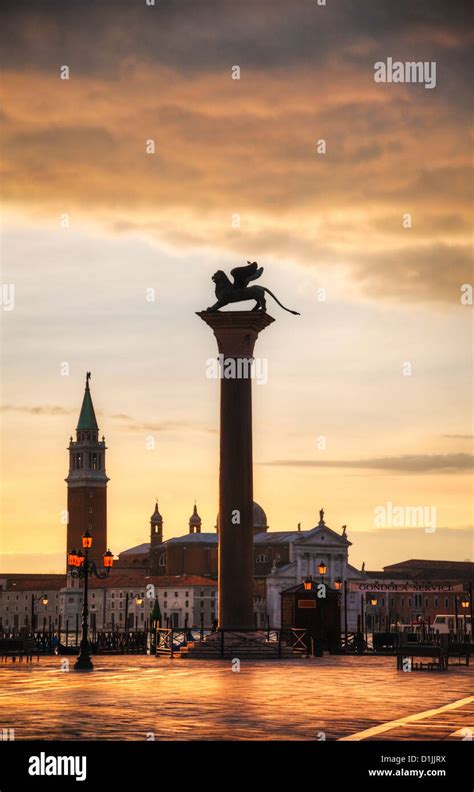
<box><xmin>117</xmin><ymin>503</ymin><xmax>363</xmax><ymax>628</ymax></box>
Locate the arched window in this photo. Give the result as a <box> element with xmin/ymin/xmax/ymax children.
<box><xmin>159</xmin><ymin>553</ymin><xmax>167</xmax><ymax>567</ymax></box>
<box><xmin>256</xmin><ymin>554</ymin><xmax>268</xmax><ymax>563</ymax></box>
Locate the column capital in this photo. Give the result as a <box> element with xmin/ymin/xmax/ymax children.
<box><xmin>197</xmin><ymin>310</ymin><xmax>275</xmax><ymax>357</ymax></box>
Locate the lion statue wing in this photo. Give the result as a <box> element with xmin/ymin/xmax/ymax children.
<box><xmin>230</xmin><ymin>261</ymin><xmax>264</xmax><ymax>289</ymax></box>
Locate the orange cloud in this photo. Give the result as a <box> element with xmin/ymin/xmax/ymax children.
<box><xmin>1</xmin><ymin>40</ymin><xmax>471</xmax><ymax>303</ymax></box>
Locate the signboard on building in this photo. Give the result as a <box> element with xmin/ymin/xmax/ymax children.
<box><xmin>348</xmin><ymin>581</ymin><xmax>464</xmax><ymax>594</ymax></box>
<box><xmin>298</xmin><ymin>599</ymin><xmax>316</xmax><ymax>609</ymax></box>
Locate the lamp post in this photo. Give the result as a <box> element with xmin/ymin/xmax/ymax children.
<box><xmin>67</xmin><ymin>532</ymin><xmax>114</xmax><ymax>671</ymax></box>
<box><xmin>458</xmin><ymin>594</ymin><xmax>469</xmax><ymax>636</ymax></box>
<box><xmin>30</xmin><ymin>594</ymin><xmax>49</xmax><ymax>631</ymax></box>
<box><xmin>469</xmin><ymin>583</ymin><xmax>473</xmax><ymax>638</ymax></box>
<box><xmin>318</xmin><ymin>561</ymin><xmax>328</xmax><ymax>650</ymax></box>
<box><xmin>334</xmin><ymin>578</ymin><xmax>345</xmax><ymax>650</ymax></box>
<box><xmin>365</xmin><ymin>594</ymin><xmax>378</xmax><ymax>640</ymax></box>
<box><xmin>124</xmin><ymin>592</ymin><xmax>143</xmax><ymax>631</ymax></box>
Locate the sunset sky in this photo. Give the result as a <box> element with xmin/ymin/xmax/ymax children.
<box><xmin>0</xmin><ymin>0</ymin><xmax>472</xmax><ymax>573</ymax></box>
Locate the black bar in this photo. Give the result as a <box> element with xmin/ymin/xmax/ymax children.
<box><xmin>0</xmin><ymin>741</ymin><xmax>470</xmax><ymax>791</ymax></box>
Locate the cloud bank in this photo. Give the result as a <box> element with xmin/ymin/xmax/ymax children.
<box><xmin>1</xmin><ymin>0</ymin><xmax>472</xmax><ymax>302</ymax></box>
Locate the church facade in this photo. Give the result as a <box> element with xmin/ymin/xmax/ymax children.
<box><xmin>117</xmin><ymin>502</ymin><xmax>364</xmax><ymax>629</ymax></box>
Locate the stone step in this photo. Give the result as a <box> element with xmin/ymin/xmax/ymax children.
<box><xmin>187</xmin><ymin>647</ymin><xmax>296</xmax><ymax>653</ymax></box>
<box><xmin>182</xmin><ymin>652</ymin><xmax>297</xmax><ymax>660</ymax></box>
<box><xmin>181</xmin><ymin>643</ymin><xmax>297</xmax><ymax>659</ymax></box>
<box><xmin>156</xmin><ymin>650</ymin><xmax>301</xmax><ymax>660</ymax></box>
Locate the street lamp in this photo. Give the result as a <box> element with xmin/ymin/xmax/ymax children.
<box><xmin>67</xmin><ymin>531</ymin><xmax>114</xmax><ymax>671</ymax></box>
<box><xmin>303</xmin><ymin>576</ymin><xmax>314</xmax><ymax>591</ymax></box>
<box><xmin>124</xmin><ymin>591</ymin><xmax>144</xmax><ymax>630</ymax></box>
<box><xmin>31</xmin><ymin>594</ymin><xmax>49</xmax><ymax>630</ymax></box>
<box><xmin>334</xmin><ymin>578</ymin><xmax>342</xmax><ymax>591</ymax></box>
<box><xmin>68</xmin><ymin>548</ymin><xmax>78</xmax><ymax>567</ymax></box>
<box><xmin>318</xmin><ymin>561</ymin><xmax>327</xmax><ymax>592</ymax></box>
<box><xmin>365</xmin><ymin>593</ymin><xmax>378</xmax><ymax>637</ymax></box>
<box><xmin>455</xmin><ymin>595</ymin><xmax>470</xmax><ymax>635</ymax></box>
<box><xmin>82</xmin><ymin>530</ymin><xmax>92</xmax><ymax>549</ymax></box>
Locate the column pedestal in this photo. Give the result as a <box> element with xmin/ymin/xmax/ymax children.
<box><xmin>197</xmin><ymin>310</ymin><xmax>274</xmax><ymax>630</ymax></box>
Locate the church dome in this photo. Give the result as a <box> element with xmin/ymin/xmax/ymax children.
<box><xmin>215</xmin><ymin>501</ymin><xmax>268</xmax><ymax>532</ymax></box>
<box><xmin>253</xmin><ymin>502</ymin><xmax>267</xmax><ymax>530</ymax></box>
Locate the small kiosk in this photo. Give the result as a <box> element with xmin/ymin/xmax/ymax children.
<box><xmin>281</xmin><ymin>579</ymin><xmax>341</xmax><ymax>654</ymax></box>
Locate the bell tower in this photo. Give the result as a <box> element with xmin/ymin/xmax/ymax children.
<box><xmin>188</xmin><ymin>503</ymin><xmax>202</xmax><ymax>534</ymax></box>
<box><xmin>66</xmin><ymin>373</ymin><xmax>108</xmax><ymax>563</ymax></box>
<box><xmin>150</xmin><ymin>501</ymin><xmax>163</xmax><ymax>548</ymax></box>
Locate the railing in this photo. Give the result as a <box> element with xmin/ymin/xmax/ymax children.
<box><xmin>0</xmin><ymin>629</ymin><xmax>158</xmax><ymax>656</ymax></box>
<box><xmin>154</xmin><ymin>628</ymin><xmax>197</xmax><ymax>656</ymax></box>
<box><xmin>155</xmin><ymin>628</ymin><xmax>174</xmax><ymax>657</ymax></box>
<box><xmin>221</xmin><ymin>630</ymin><xmax>281</xmax><ymax>657</ymax></box>
<box><xmin>280</xmin><ymin>628</ymin><xmax>310</xmax><ymax>654</ymax></box>
<box><xmin>94</xmin><ymin>630</ymin><xmax>149</xmax><ymax>654</ymax></box>
<box><xmin>344</xmin><ymin>629</ymin><xmax>472</xmax><ymax>655</ymax></box>
<box><xmin>340</xmin><ymin>632</ymin><xmax>366</xmax><ymax>653</ymax></box>
<box><xmin>154</xmin><ymin>626</ymin><xmax>313</xmax><ymax>658</ymax></box>
<box><xmin>0</xmin><ymin>638</ymin><xmax>36</xmax><ymax>661</ymax></box>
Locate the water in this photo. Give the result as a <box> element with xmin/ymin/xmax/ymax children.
<box><xmin>0</xmin><ymin>655</ymin><xmax>471</xmax><ymax>740</ymax></box>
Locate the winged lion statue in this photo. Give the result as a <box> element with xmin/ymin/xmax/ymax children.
<box><xmin>207</xmin><ymin>262</ymin><xmax>300</xmax><ymax>315</ymax></box>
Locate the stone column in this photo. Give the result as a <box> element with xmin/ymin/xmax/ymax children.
<box><xmin>197</xmin><ymin>310</ymin><xmax>274</xmax><ymax>630</ymax></box>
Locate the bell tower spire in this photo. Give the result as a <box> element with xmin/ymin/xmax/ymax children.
<box><xmin>66</xmin><ymin>373</ymin><xmax>109</xmax><ymax>564</ymax></box>
<box><xmin>77</xmin><ymin>371</ymin><xmax>99</xmax><ymax>440</ymax></box>
<box><xmin>150</xmin><ymin>500</ymin><xmax>163</xmax><ymax>547</ymax></box>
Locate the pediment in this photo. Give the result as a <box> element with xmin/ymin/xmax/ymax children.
<box><xmin>295</xmin><ymin>524</ymin><xmax>351</xmax><ymax>547</ymax></box>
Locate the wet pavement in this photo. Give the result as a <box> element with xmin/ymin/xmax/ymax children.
<box><xmin>0</xmin><ymin>654</ymin><xmax>472</xmax><ymax>740</ymax></box>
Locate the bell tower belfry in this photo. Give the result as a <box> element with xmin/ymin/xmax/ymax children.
<box><xmin>65</xmin><ymin>373</ymin><xmax>108</xmax><ymax>563</ymax></box>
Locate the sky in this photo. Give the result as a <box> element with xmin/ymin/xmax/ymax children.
<box><xmin>0</xmin><ymin>0</ymin><xmax>472</xmax><ymax>573</ymax></box>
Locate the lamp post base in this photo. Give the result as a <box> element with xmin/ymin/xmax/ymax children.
<box><xmin>74</xmin><ymin>639</ymin><xmax>94</xmax><ymax>671</ymax></box>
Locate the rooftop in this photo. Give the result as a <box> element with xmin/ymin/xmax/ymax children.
<box><xmin>1</xmin><ymin>576</ymin><xmax>67</xmax><ymax>591</ymax></box>
<box><xmin>88</xmin><ymin>574</ymin><xmax>216</xmax><ymax>589</ymax></box>
<box><xmin>120</xmin><ymin>543</ymin><xmax>151</xmax><ymax>556</ymax></box>
<box><xmin>365</xmin><ymin>559</ymin><xmax>474</xmax><ymax>581</ymax></box>
<box><xmin>383</xmin><ymin>559</ymin><xmax>473</xmax><ymax>572</ymax></box>
<box><xmin>166</xmin><ymin>533</ymin><xmax>217</xmax><ymax>545</ymax></box>
<box><xmin>0</xmin><ymin>573</ymin><xmax>216</xmax><ymax>592</ymax></box>
<box><xmin>120</xmin><ymin>523</ymin><xmax>349</xmax><ymax>555</ymax></box>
